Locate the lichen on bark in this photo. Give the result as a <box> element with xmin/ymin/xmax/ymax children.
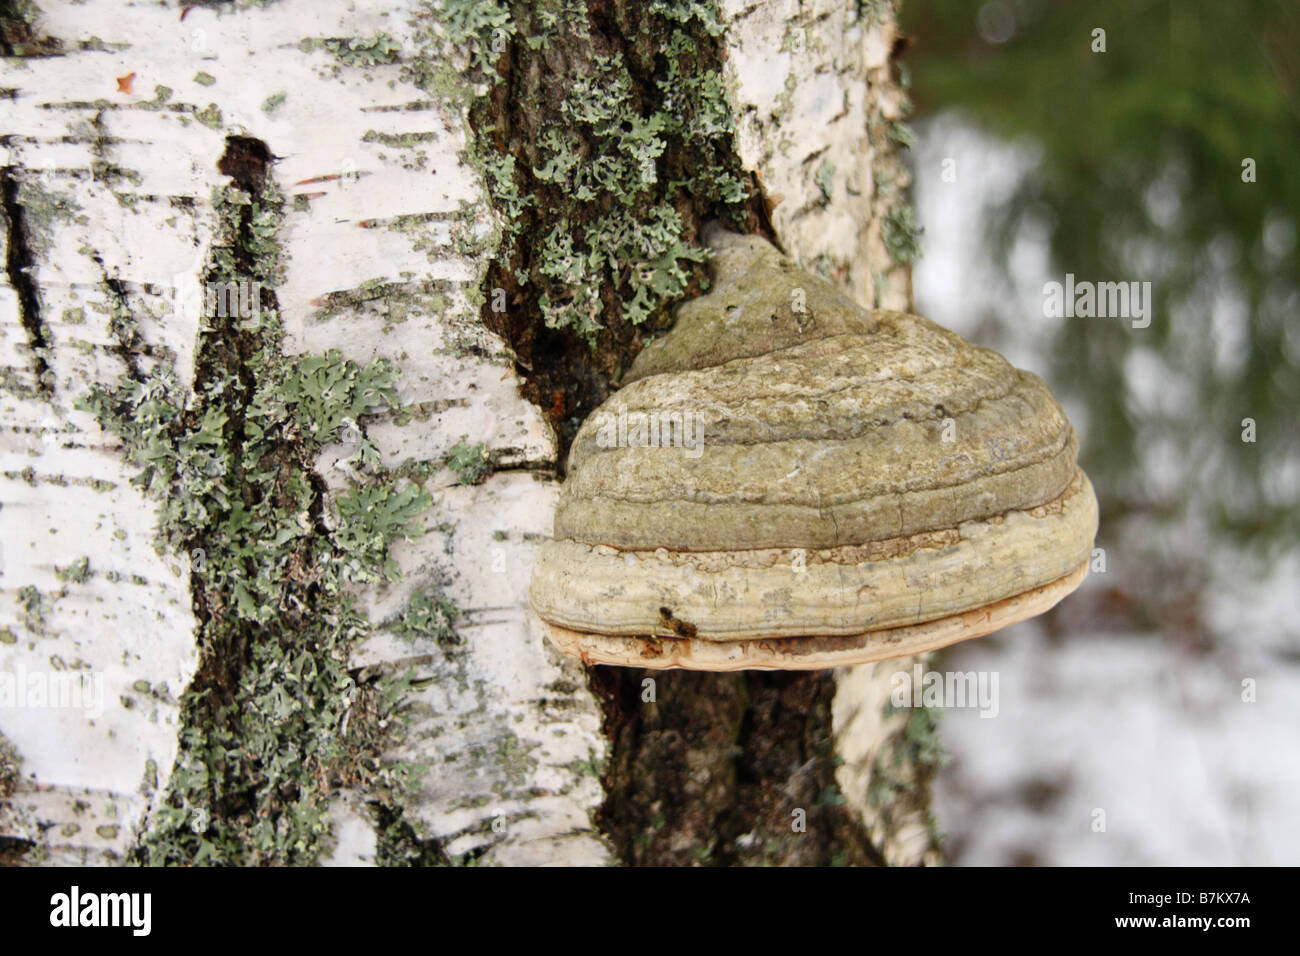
<box><xmin>79</xmin><ymin>136</ymin><xmax>435</xmax><ymax>865</ymax></box>
<box><xmin>412</xmin><ymin>0</ymin><xmax>771</xmax><ymax>452</ymax></box>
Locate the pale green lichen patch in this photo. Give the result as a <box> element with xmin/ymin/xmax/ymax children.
<box><xmin>869</xmin><ymin>700</ymin><xmax>946</xmax><ymax>809</ymax></box>
<box><xmin>0</xmin><ymin>731</ymin><xmax>20</xmax><ymax>800</ymax></box>
<box><xmin>867</xmin><ymin>52</ymin><xmax>921</xmax><ymax>271</ymax></box>
<box><xmin>54</xmin><ymin>556</ymin><xmax>91</xmax><ymax>584</ymax></box>
<box><xmin>883</xmin><ymin>204</ymin><xmax>922</xmax><ymax>264</ymax></box>
<box><xmin>78</xmin><ymin>35</ymin><xmax>130</xmax><ymax>53</ymax></box>
<box><xmin>445</xmin><ymin>439</ymin><xmax>490</xmax><ymax>485</ymax></box>
<box><xmin>307</xmin><ymin>277</ymin><xmax>464</xmax><ymax>337</ymax></box>
<box><xmin>17</xmin><ymin>584</ymin><xmax>48</xmax><ymax>634</ymax></box>
<box><xmin>360</xmin><ymin>129</ymin><xmax>436</xmax><ymax>171</ymax></box>
<box><xmin>394</xmin><ymin>587</ymin><xmax>460</xmax><ymax>646</ymax></box>
<box><xmin>324</xmin><ymin>33</ymin><xmax>402</xmax><ymax>67</ymax></box>
<box><xmin>193</xmin><ymin>104</ymin><xmax>223</xmax><ymax>130</ymax></box>
<box><xmin>888</xmin><ymin>119</ymin><xmax>916</xmax><ymax>149</ymax></box>
<box><xmin>140</xmin><ymin>85</ymin><xmax>173</xmax><ymax>110</ymax></box>
<box><xmin>11</xmin><ymin>179</ymin><xmax>82</xmax><ymax>259</ymax></box>
<box><xmin>815</xmin><ymin>159</ymin><xmax>836</xmax><ymax>203</ymax></box>
<box><xmin>298</xmin><ymin>32</ymin><xmax>404</xmax><ymax>82</ymax></box>
<box><xmin>362</xmin><ymin>130</ymin><xmax>437</xmax><ymax>148</ymax></box>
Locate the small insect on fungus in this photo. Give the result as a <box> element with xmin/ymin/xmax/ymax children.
<box><xmin>529</xmin><ymin>227</ymin><xmax>1098</xmax><ymax>671</ymax></box>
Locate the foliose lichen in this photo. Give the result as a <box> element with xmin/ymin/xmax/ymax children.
<box><xmin>412</xmin><ymin>0</ymin><xmax>752</xmax><ymax>344</ymax></box>
<box><xmin>78</xmin><ymin>141</ymin><xmax>437</xmax><ymax>865</ymax></box>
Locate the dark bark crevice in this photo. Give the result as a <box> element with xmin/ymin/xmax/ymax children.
<box><xmin>0</xmin><ymin>834</ymin><xmax>36</xmax><ymax>865</ymax></box>
<box><xmin>94</xmin><ymin>266</ymin><xmax>147</xmax><ymax>383</ymax></box>
<box><xmin>0</xmin><ymin>1</ymin><xmax>62</xmax><ymax>57</ymax></box>
<box><xmin>0</xmin><ymin>165</ymin><xmax>53</xmax><ymax>396</ymax></box>
<box><xmin>184</xmin><ymin>135</ymin><xmax>278</xmax><ymax>708</ymax></box>
<box><xmin>591</xmin><ymin>668</ymin><xmax>889</xmax><ymax>866</ymax></box>
<box><xmin>369</xmin><ymin>802</ymin><xmax>452</xmax><ymax>867</ymax></box>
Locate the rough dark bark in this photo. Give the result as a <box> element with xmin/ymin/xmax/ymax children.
<box><xmin>593</xmin><ymin>669</ymin><xmax>888</xmax><ymax>866</ymax></box>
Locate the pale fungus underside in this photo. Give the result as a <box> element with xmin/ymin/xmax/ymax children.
<box><xmin>530</xmin><ymin>229</ymin><xmax>1099</xmax><ymax>671</ymax></box>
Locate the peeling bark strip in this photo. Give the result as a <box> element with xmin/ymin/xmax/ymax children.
<box><xmin>0</xmin><ymin>167</ymin><xmax>52</xmax><ymax>395</ymax></box>
<box><xmin>438</xmin><ymin>1</ymin><xmax>934</xmax><ymax>865</ymax></box>
<box><xmin>80</xmin><ymin>136</ymin><xmax>430</xmax><ymax>865</ymax></box>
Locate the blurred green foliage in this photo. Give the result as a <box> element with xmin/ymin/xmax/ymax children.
<box><xmin>903</xmin><ymin>0</ymin><xmax>1299</xmax><ymax>550</ymax></box>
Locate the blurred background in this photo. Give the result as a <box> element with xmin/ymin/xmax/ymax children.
<box><xmin>899</xmin><ymin>0</ymin><xmax>1300</xmax><ymax>864</ymax></box>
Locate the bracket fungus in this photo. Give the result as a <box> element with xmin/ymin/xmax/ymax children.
<box><xmin>530</xmin><ymin>228</ymin><xmax>1098</xmax><ymax>671</ymax></box>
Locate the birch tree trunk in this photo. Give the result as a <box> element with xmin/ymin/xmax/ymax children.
<box><xmin>0</xmin><ymin>0</ymin><xmax>940</xmax><ymax>866</ymax></box>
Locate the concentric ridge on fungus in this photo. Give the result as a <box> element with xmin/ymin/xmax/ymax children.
<box><xmin>530</xmin><ymin>228</ymin><xmax>1099</xmax><ymax>670</ymax></box>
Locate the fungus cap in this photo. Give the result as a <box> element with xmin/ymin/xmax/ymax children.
<box><xmin>529</xmin><ymin>230</ymin><xmax>1098</xmax><ymax>670</ymax></box>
